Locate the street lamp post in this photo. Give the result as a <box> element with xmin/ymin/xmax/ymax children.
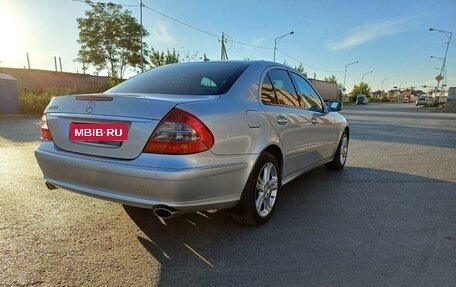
<box><xmin>381</xmin><ymin>77</ymin><xmax>390</xmax><ymax>102</ymax></box>
<box><xmin>429</xmin><ymin>28</ymin><xmax>452</xmax><ymax>92</ymax></box>
<box><xmin>399</xmin><ymin>81</ymin><xmax>407</xmax><ymax>91</ymax></box>
<box><xmin>381</xmin><ymin>77</ymin><xmax>390</xmax><ymax>92</ymax></box>
<box><xmin>273</xmin><ymin>31</ymin><xmax>294</xmax><ymax>62</ymax></box>
<box><xmin>343</xmin><ymin>61</ymin><xmax>359</xmax><ymax>97</ymax></box>
<box><xmin>361</xmin><ymin>71</ymin><xmax>373</xmax><ymax>84</ymax></box>
<box><xmin>358</xmin><ymin>71</ymin><xmax>373</xmax><ymax>99</ymax></box>
<box><xmin>430</xmin><ymin>56</ymin><xmax>448</xmax><ymax>89</ymax></box>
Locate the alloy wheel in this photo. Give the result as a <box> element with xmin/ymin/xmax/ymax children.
<box><xmin>255</xmin><ymin>162</ymin><xmax>278</xmax><ymax>217</ymax></box>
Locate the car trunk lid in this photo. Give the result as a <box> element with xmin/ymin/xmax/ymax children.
<box><xmin>44</xmin><ymin>93</ymin><xmax>217</xmax><ymax>159</ymax></box>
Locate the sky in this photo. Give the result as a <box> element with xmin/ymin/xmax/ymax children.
<box><xmin>0</xmin><ymin>0</ymin><xmax>455</xmax><ymax>92</ymax></box>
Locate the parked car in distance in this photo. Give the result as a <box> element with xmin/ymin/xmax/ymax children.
<box><xmin>35</xmin><ymin>61</ymin><xmax>349</xmax><ymax>226</ymax></box>
<box><xmin>416</xmin><ymin>96</ymin><xmax>430</xmax><ymax>106</ymax></box>
<box><xmin>402</xmin><ymin>97</ymin><xmax>409</xmax><ymax>103</ymax></box>
<box><xmin>356</xmin><ymin>94</ymin><xmax>368</xmax><ymax>105</ymax></box>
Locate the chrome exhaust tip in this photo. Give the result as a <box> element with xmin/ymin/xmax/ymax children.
<box><xmin>153</xmin><ymin>206</ymin><xmax>180</xmax><ymax>219</ymax></box>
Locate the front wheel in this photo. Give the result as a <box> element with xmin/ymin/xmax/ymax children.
<box><xmin>326</xmin><ymin>131</ymin><xmax>349</xmax><ymax>170</ymax></box>
<box><xmin>231</xmin><ymin>152</ymin><xmax>280</xmax><ymax>225</ymax></box>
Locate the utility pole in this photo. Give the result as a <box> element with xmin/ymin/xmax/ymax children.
<box><xmin>59</xmin><ymin>57</ymin><xmax>63</xmax><ymax>72</ymax></box>
<box><xmin>140</xmin><ymin>0</ymin><xmax>144</xmax><ymax>72</ymax></box>
<box><xmin>54</xmin><ymin>57</ymin><xmax>58</xmax><ymax>72</ymax></box>
<box><xmin>26</xmin><ymin>52</ymin><xmax>30</xmax><ymax>69</ymax></box>
<box><xmin>220</xmin><ymin>33</ymin><xmax>228</xmax><ymax>60</ymax></box>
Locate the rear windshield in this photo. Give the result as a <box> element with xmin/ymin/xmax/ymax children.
<box><xmin>107</xmin><ymin>62</ymin><xmax>248</xmax><ymax>95</ymax></box>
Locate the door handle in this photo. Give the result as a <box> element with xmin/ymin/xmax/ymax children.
<box><xmin>311</xmin><ymin>118</ymin><xmax>318</xmax><ymax>125</ymax></box>
<box><xmin>277</xmin><ymin>116</ymin><xmax>288</xmax><ymax>125</ymax></box>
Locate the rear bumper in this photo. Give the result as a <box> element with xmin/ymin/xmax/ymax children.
<box><xmin>35</xmin><ymin>142</ymin><xmax>256</xmax><ymax>212</ymax></box>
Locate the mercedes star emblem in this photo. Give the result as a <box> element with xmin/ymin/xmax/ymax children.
<box><xmin>86</xmin><ymin>101</ymin><xmax>95</xmax><ymax>113</ymax></box>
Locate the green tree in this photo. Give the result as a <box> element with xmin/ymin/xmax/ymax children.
<box><xmin>149</xmin><ymin>48</ymin><xmax>202</xmax><ymax>68</ymax></box>
<box><xmin>294</xmin><ymin>64</ymin><xmax>307</xmax><ymax>78</ymax></box>
<box><xmin>324</xmin><ymin>75</ymin><xmax>338</xmax><ymax>83</ymax></box>
<box><xmin>349</xmin><ymin>82</ymin><xmax>372</xmax><ymax>102</ymax></box>
<box><xmin>180</xmin><ymin>48</ymin><xmax>202</xmax><ymax>62</ymax></box>
<box><xmin>76</xmin><ymin>1</ymin><xmax>148</xmax><ymax>81</ymax></box>
<box><xmin>149</xmin><ymin>48</ymin><xmax>180</xmax><ymax>67</ymax></box>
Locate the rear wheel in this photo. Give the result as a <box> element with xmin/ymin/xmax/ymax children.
<box><xmin>231</xmin><ymin>152</ymin><xmax>280</xmax><ymax>225</ymax></box>
<box><xmin>326</xmin><ymin>131</ymin><xmax>348</xmax><ymax>170</ymax></box>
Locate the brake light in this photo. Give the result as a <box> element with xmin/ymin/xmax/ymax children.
<box><xmin>143</xmin><ymin>108</ymin><xmax>214</xmax><ymax>154</ymax></box>
<box><xmin>75</xmin><ymin>96</ymin><xmax>113</xmax><ymax>101</ymax></box>
<box><xmin>40</xmin><ymin>114</ymin><xmax>53</xmax><ymax>141</ymax></box>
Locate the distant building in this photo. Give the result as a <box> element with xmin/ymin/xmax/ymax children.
<box><xmin>0</xmin><ymin>73</ymin><xmax>19</xmax><ymax>114</ymax></box>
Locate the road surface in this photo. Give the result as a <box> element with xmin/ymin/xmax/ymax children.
<box><xmin>1</xmin><ymin>103</ymin><xmax>455</xmax><ymax>286</ymax></box>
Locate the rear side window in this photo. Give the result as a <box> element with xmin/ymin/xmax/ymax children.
<box><xmin>261</xmin><ymin>75</ymin><xmax>278</xmax><ymax>104</ymax></box>
<box><xmin>107</xmin><ymin>62</ymin><xmax>248</xmax><ymax>95</ymax></box>
<box><xmin>266</xmin><ymin>69</ymin><xmax>300</xmax><ymax>107</ymax></box>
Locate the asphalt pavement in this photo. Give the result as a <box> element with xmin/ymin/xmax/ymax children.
<box><xmin>1</xmin><ymin>103</ymin><xmax>455</xmax><ymax>287</ymax></box>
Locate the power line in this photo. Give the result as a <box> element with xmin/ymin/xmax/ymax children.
<box><xmin>143</xmin><ymin>6</ymin><xmax>272</xmax><ymax>50</ymax></box>
<box><xmin>232</xmin><ymin>40</ymin><xmax>273</xmax><ymax>50</ymax></box>
<box><xmin>346</xmin><ymin>70</ymin><xmax>361</xmax><ymax>81</ymax></box>
<box><xmin>71</xmin><ymin>0</ymin><xmax>139</xmax><ymax>7</ymax></box>
<box><xmin>143</xmin><ymin>5</ymin><xmax>219</xmax><ymax>39</ymax></box>
<box><xmin>276</xmin><ymin>48</ymin><xmax>344</xmax><ymax>73</ymax></box>
<box><xmin>221</xmin><ymin>32</ymin><xmax>272</xmax><ymax>51</ymax></box>
<box><xmin>346</xmin><ymin>71</ymin><xmax>381</xmax><ymax>86</ymax></box>
<box><xmin>73</xmin><ymin>0</ymin><xmax>274</xmax><ymax>51</ymax></box>
<box><xmin>72</xmin><ymin>0</ymin><xmax>357</xmax><ymax>75</ymax></box>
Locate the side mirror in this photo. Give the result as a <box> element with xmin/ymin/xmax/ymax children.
<box><xmin>328</xmin><ymin>100</ymin><xmax>342</xmax><ymax>112</ymax></box>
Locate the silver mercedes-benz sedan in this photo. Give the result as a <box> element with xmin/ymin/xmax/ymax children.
<box><xmin>35</xmin><ymin>61</ymin><xmax>349</xmax><ymax>225</ymax></box>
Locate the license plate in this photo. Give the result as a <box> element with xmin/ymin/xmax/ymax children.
<box><xmin>69</xmin><ymin>123</ymin><xmax>128</xmax><ymax>141</ymax></box>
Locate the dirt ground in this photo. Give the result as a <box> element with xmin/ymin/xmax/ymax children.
<box><xmin>439</xmin><ymin>100</ymin><xmax>456</xmax><ymax>113</ymax></box>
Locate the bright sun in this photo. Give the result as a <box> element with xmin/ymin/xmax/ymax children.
<box><xmin>0</xmin><ymin>6</ymin><xmax>24</xmax><ymax>58</ymax></box>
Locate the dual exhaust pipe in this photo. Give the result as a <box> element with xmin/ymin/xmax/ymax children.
<box><xmin>153</xmin><ymin>206</ymin><xmax>181</xmax><ymax>219</ymax></box>
<box><xmin>44</xmin><ymin>181</ymin><xmax>180</xmax><ymax>220</ymax></box>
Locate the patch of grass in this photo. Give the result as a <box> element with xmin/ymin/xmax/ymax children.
<box><xmin>19</xmin><ymin>87</ymin><xmax>76</xmax><ymax>115</ymax></box>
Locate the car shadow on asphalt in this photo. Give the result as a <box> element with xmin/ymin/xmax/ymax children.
<box><xmin>0</xmin><ymin>117</ymin><xmax>41</xmax><ymax>143</ymax></box>
<box><xmin>123</xmin><ymin>166</ymin><xmax>456</xmax><ymax>286</ymax></box>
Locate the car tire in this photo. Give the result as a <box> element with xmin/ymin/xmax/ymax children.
<box><xmin>231</xmin><ymin>152</ymin><xmax>280</xmax><ymax>225</ymax></box>
<box><xmin>326</xmin><ymin>131</ymin><xmax>349</xmax><ymax>170</ymax></box>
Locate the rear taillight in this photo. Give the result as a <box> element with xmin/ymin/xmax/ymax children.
<box><xmin>40</xmin><ymin>114</ymin><xmax>53</xmax><ymax>141</ymax></box>
<box><xmin>143</xmin><ymin>108</ymin><xmax>214</xmax><ymax>155</ymax></box>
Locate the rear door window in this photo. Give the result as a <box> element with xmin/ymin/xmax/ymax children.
<box><xmin>266</xmin><ymin>69</ymin><xmax>300</xmax><ymax>107</ymax></box>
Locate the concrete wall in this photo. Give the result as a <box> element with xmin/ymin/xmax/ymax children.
<box><xmin>0</xmin><ymin>67</ymin><xmax>110</xmax><ymax>92</ymax></box>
